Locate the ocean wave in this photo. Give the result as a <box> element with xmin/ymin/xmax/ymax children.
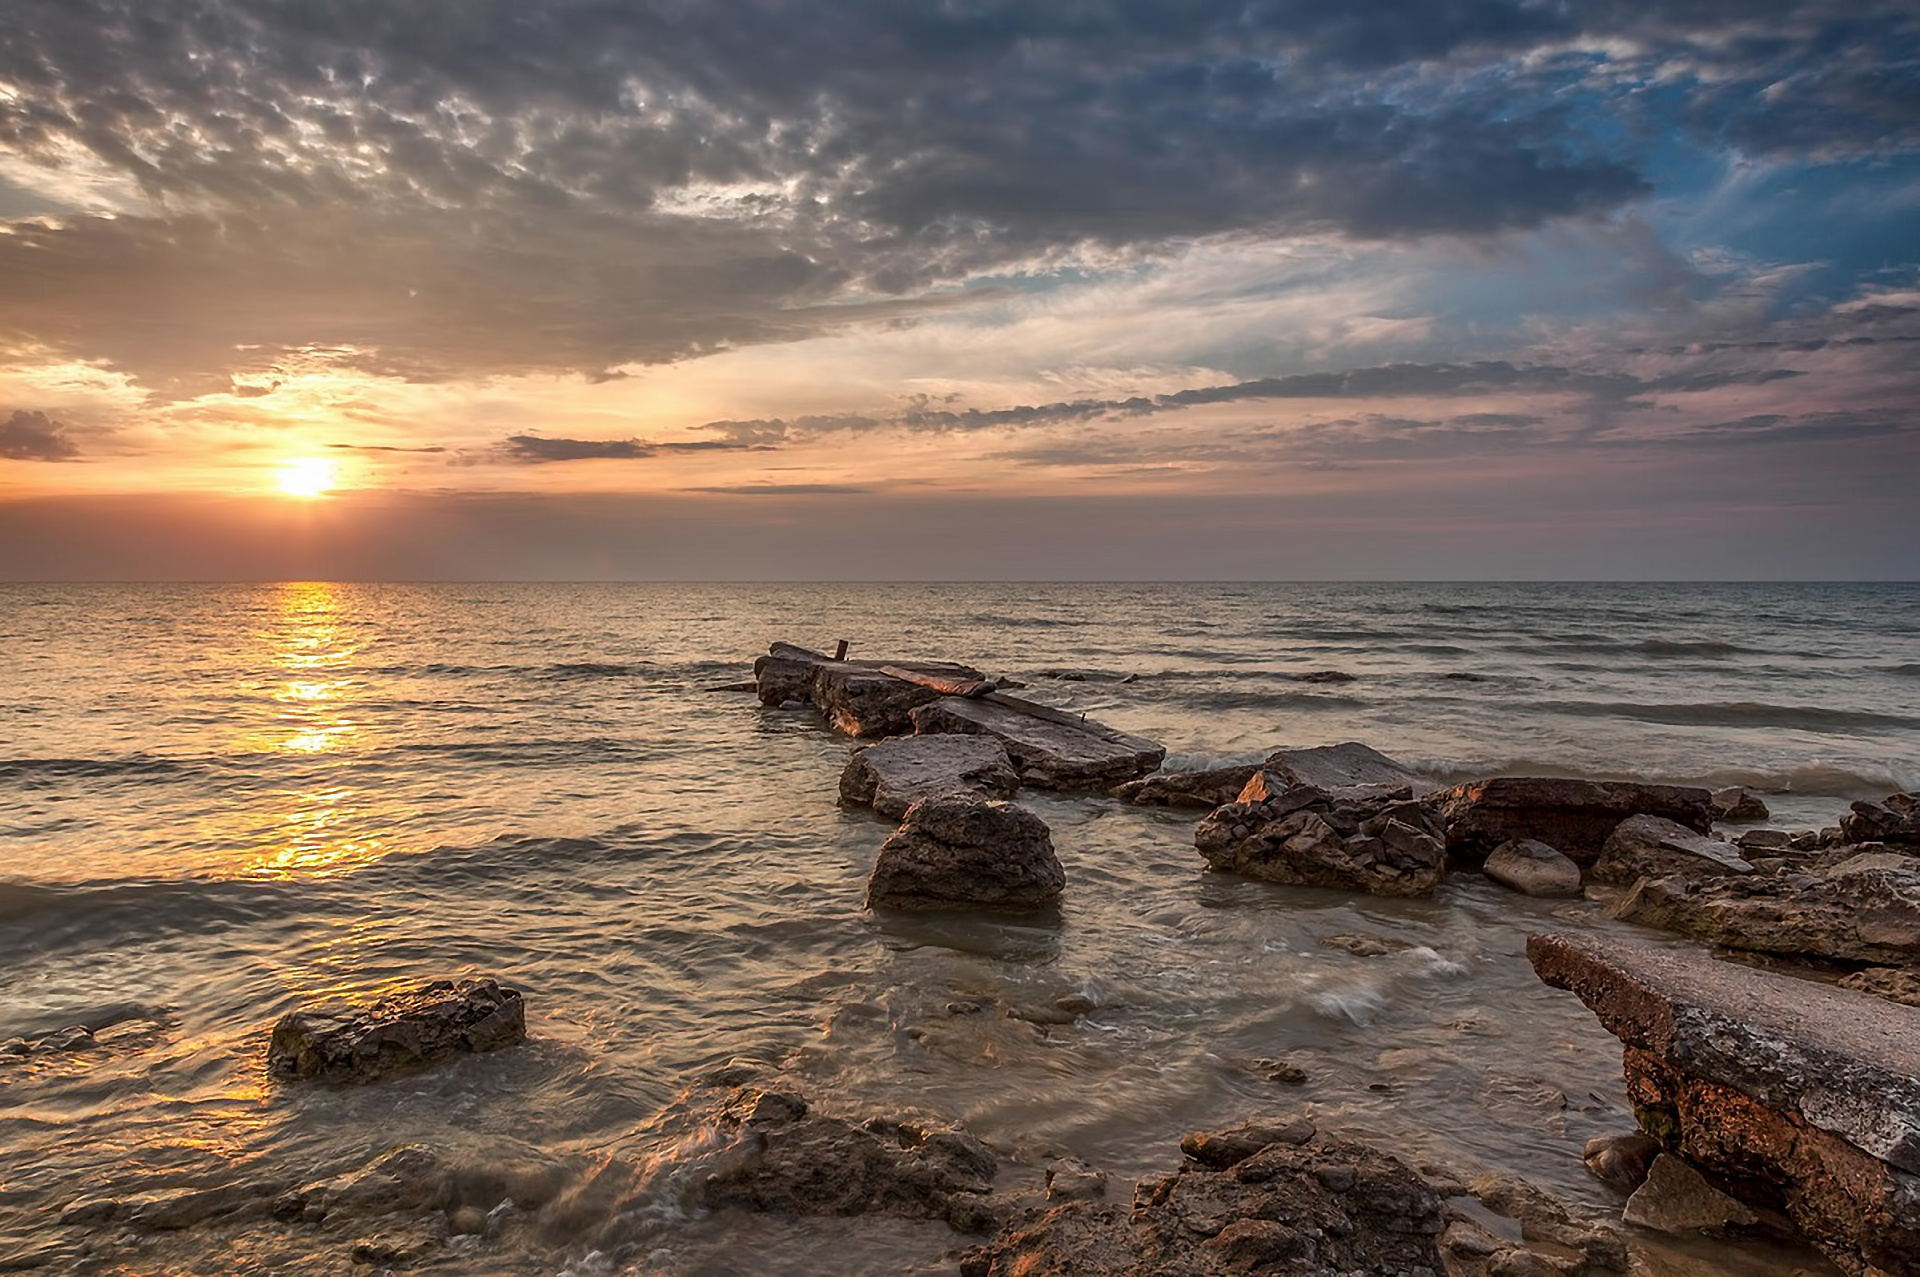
<box><xmin>0</xmin><ymin>877</ymin><xmax>293</xmax><ymax>955</ymax></box>
<box><xmin>1175</xmin><ymin>689</ymin><xmax>1367</xmax><ymax>713</ymax></box>
<box><xmin>540</xmin><ymin>661</ymin><xmax>652</xmax><ymax>680</ymax></box>
<box><xmin>1889</xmin><ymin>663</ymin><xmax>1920</xmax><ymax>676</ymax></box>
<box><xmin>0</xmin><ymin>755</ymin><xmax>192</xmax><ymax>782</ymax></box>
<box><xmin>1630</xmin><ymin>639</ymin><xmax>1747</xmax><ymax>657</ymax></box>
<box><xmin>1538</xmin><ymin>699</ymin><xmax>1918</xmax><ymax>732</ymax></box>
<box><xmin>1410</xmin><ymin>757</ymin><xmax>1915</xmax><ymax>799</ymax></box>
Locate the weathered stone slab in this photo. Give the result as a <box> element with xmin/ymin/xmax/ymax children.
<box><xmin>911</xmin><ymin>693</ymin><xmax>1164</xmax><ymax>790</ymax></box>
<box><xmin>1528</xmin><ymin>930</ymin><xmax>1920</xmax><ymax>1274</ymax></box>
<box><xmin>1590</xmin><ymin>814</ymin><xmax>1755</xmax><ymax>886</ymax></box>
<box><xmin>1608</xmin><ymin>851</ymin><xmax>1920</xmax><ymax>966</ymax></box>
<box><xmin>267</xmin><ymin>977</ymin><xmax>525</xmax><ymax>1084</ymax></box>
<box><xmin>1483</xmin><ymin>837</ymin><xmax>1584</xmax><ymax>896</ymax></box>
<box><xmin>1433</xmin><ymin>777</ymin><xmax>1716</xmax><ymax>866</ymax></box>
<box><xmin>840</xmin><ymin>735</ymin><xmax>1020</xmax><ymax>819</ymax></box>
<box><xmin>1109</xmin><ymin>764</ymin><xmax>1260</xmax><ymax>809</ymax></box>
<box><xmin>865</xmin><ymin>797</ymin><xmax>1063</xmax><ymax>912</ymax></box>
<box><xmin>1261</xmin><ymin>742</ymin><xmax>1425</xmax><ymax>794</ymax></box>
<box><xmin>753</xmin><ymin>642</ymin><xmax>991</xmax><ymax>737</ymax></box>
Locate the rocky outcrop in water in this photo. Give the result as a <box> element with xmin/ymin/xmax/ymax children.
<box><xmin>839</xmin><ymin>734</ymin><xmax>1021</xmax><ymax>818</ymax></box>
<box><xmin>1434</xmin><ymin>777</ymin><xmax>1717</xmax><ymax>865</ymax></box>
<box><xmin>866</xmin><ymin>796</ymin><xmax>1064</xmax><ymax>912</ymax></box>
<box><xmin>1528</xmin><ymin>930</ymin><xmax>1920</xmax><ymax>1276</ymax></box>
<box><xmin>1842</xmin><ymin>792</ymin><xmax>1920</xmax><ymax>846</ymax></box>
<box><xmin>962</xmin><ymin>1116</ymin><xmax>1448</xmax><ymax>1276</ymax></box>
<box><xmin>1588</xmin><ymin>814</ymin><xmax>1756</xmax><ymax>886</ymax></box>
<box><xmin>753</xmin><ymin>642</ymin><xmax>992</xmax><ymax>737</ymax></box>
<box><xmin>266</xmin><ymin>977</ymin><xmax>526</xmax><ymax>1084</ymax></box>
<box><xmin>1194</xmin><ymin>776</ymin><xmax>1447</xmax><ymax>897</ymax></box>
<box><xmin>1711</xmin><ymin>787</ymin><xmax>1771</xmax><ymax>823</ymax></box>
<box><xmin>911</xmin><ymin>693</ymin><xmax>1165</xmax><ymax>790</ymax></box>
<box><xmin>1607</xmin><ymin>848</ymin><xmax>1920</xmax><ymax>966</ymax></box>
<box><xmin>1110</xmin><ymin>763</ymin><xmax>1260</xmax><ymax>809</ymax></box>
<box><xmin>1260</xmin><ymin>741</ymin><xmax>1427</xmax><ymax>793</ymax></box>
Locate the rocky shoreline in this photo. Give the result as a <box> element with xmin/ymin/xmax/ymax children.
<box><xmin>10</xmin><ymin>637</ymin><xmax>1913</xmax><ymax>1275</ymax></box>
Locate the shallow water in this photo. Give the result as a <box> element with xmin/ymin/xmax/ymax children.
<box><xmin>3</xmin><ymin>581</ymin><xmax>1913</xmax><ymax>1273</ymax></box>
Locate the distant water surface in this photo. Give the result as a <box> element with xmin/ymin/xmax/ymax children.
<box><xmin>2</xmin><ymin>581</ymin><xmax>1912</xmax><ymax>1273</ymax></box>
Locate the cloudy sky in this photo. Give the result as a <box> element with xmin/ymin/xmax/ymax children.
<box><xmin>1</xmin><ymin>0</ymin><xmax>1916</xmax><ymax>579</ymax></box>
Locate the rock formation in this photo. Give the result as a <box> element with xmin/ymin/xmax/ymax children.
<box><xmin>1259</xmin><ymin>741</ymin><xmax>1427</xmax><ymax>793</ymax></box>
<box><xmin>866</xmin><ymin>796</ymin><xmax>1065</xmax><ymax>912</ymax></box>
<box><xmin>1528</xmin><ymin>930</ymin><xmax>1920</xmax><ymax>1275</ymax></box>
<box><xmin>1110</xmin><ymin>764</ymin><xmax>1260</xmax><ymax>809</ymax></box>
<box><xmin>1433</xmin><ymin>777</ymin><xmax>1717</xmax><ymax>865</ymax></box>
<box><xmin>911</xmin><ymin>693</ymin><xmax>1165</xmax><ymax>790</ymax></box>
<box><xmin>1482</xmin><ymin>837</ymin><xmax>1584</xmax><ymax>896</ymax></box>
<box><xmin>840</xmin><ymin>734</ymin><xmax>1021</xmax><ymax>818</ymax></box>
<box><xmin>1842</xmin><ymin>792</ymin><xmax>1920</xmax><ymax>846</ymax></box>
<box><xmin>266</xmin><ymin>977</ymin><xmax>525</xmax><ymax>1084</ymax></box>
<box><xmin>1195</xmin><ymin>776</ymin><xmax>1447</xmax><ymax>897</ymax></box>
<box><xmin>753</xmin><ymin>642</ymin><xmax>991</xmax><ymax>737</ymax></box>
<box><xmin>1588</xmin><ymin>814</ymin><xmax>1756</xmax><ymax>886</ymax></box>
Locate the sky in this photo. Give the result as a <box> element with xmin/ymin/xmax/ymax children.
<box><xmin>0</xmin><ymin>0</ymin><xmax>1916</xmax><ymax>580</ymax></box>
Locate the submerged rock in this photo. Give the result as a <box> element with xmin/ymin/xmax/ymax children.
<box><xmin>962</xmin><ymin>1116</ymin><xmax>1447</xmax><ymax>1276</ymax></box>
<box><xmin>1109</xmin><ymin>764</ymin><xmax>1260</xmax><ymax>809</ymax></box>
<box><xmin>1433</xmin><ymin>777</ymin><xmax>1716</xmax><ymax>866</ymax></box>
<box><xmin>839</xmin><ymin>734</ymin><xmax>1020</xmax><ymax>819</ymax></box>
<box><xmin>1528</xmin><ymin>930</ymin><xmax>1920</xmax><ymax>1275</ymax></box>
<box><xmin>1482</xmin><ymin>838</ymin><xmax>1584</xmax><ymax>897</ymax></box>
<box><xmin>1588</xmin><ymin>814</ymin><xmax>1755</xmax><ymax>886</ymax></box>
<box><xmin>1607</xmin><ymin>849</ymin><xmax>1920</xmax><ymax>966</ymax></box>
<box><xmin>266</xmin><ymin>977</ymin><xmax>526</xmax><ymax>1084</ymax></box>
<box><xmin>1195</xmin><ymin>778</ymin><xmax>1447</xmax><ymax>897</ymax></box>
<box><xmin>911</xmin><ymin>693</ymin><xmax>1164</xmax><ymax>790</ymax></box>
<box><xmin>865</xmin><ymin>796</ymin><xmax>1064</xmax><ymax>912</ymax></box>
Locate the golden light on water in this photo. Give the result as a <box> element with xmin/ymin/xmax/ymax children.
<box><xmin>275</xmin><ymin>457</ymin><xmax>337</xmax><ymax>499</ymax></box>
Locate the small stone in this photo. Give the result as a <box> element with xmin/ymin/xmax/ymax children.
<box><xmin>1621</xmin><ymin>1154</ymin><xmax>1759</xmax><ymax>1234</ymax></box>
<box><xmin>1582</xmin><ymin>1131</ymin><xmax>1661</xmax><ymax>1191</ymax></box>
<box><xmin>1483</xmin><ymin>839</ymin><xmax>1584</xmax><ymax>897</ymax></box>
<box><xmin>1712</xmin><ymin>787</ymin><xmax>1771</xmax><ymax>823</ymax></box>
<box><xmin>1044</xmin><ymin>1157</ymin><xmax>1107</xmax><ymax>1201</ymax></box>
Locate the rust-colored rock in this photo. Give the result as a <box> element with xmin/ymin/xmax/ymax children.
<box><xmin>1434</xmin><ymin>777</ymin><xmax>1714</xmax><ymax>866</ymax></box>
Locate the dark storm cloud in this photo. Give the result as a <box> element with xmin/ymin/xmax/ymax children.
<box><xmin>0</xmin><ymin>410</ymin><xmax>80</xmax><ymax>461</ymax></box>
<box><xmin>0</xmin><ymin>0</ymin><xmax>1915</xmax><ymax>390</ymax></box>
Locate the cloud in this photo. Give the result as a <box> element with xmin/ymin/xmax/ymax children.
<box><xmin>0</xmin><ymin>409</ymin><xmax>80</xmax><ymax>460</ymax></box>
<box><xmin>501</xmin><ymin>434</ymin><xmax>651</xmax><ymax>463</ymax></box>
<box><xmin>329</xmin><ymin>442</ymin><xmax>447</xmax><ymax>454</ymax></box>
<box><xmin>685</xmin><ymin>483</ymin><xmax>871</xmax><ymax>495</ymax></box>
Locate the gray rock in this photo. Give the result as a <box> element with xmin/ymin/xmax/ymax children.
<box><xmin>1528</xmin><ymin>930</ymin><xmax>1920</xmax><ymax>1275</ymax></box>
<box><xmin>1261</xmin><ymin>742</ymin><xmax>1425</xmax><ymax>793</ymax></box>
<box><xmin>865</xmin><ymin>797</ymin><xmax>1064</xmax><ymax>912</ymax></box>
<box><xmin>1621</xmin><ymin>1154</ymin><xmax>1759</xmax><ymax>1235</ymax></box>
<box><xmin>911</xmin><ymin>694</ymin><xmax>1164</xmax><ymax>790</ymax></box>
<box><xmin>1712</xmin><ymin>787</ymin><xmax>1771</xmax><ymax>823</ymax></box>
<box><xmin>1195</xmin><ymin>782</ymin><xmax>1447</xmax><ymax>897</ymax></box>
<box><xmin>1737</xmin><ymin>828</ymin><xmax>1793</xmax><ymax>852</ymax></box>
<box><xmin>840</xmin><ymin>735</ymin><xmax>1020</xmax><ymax>819</ymax></box>
<box><xmin>1842</xmin><ymin>792</ymin><xmax>1920</xmax><ymax>846</ymax></box>
<box><xmin>1482</xmin><ymin>838</ymin><xmax>1584</xmax><ymax>897</ymax></box>
<box><xmin>1109</xmin><ymin>764</ymin><xmax>1260</xmax><ymax>809</ymax></box>
<box><xmin>1433</xmin><ymin>777</ymin><xmax>1716</xmax><ymax>866</ymax></box>
<box><xmin>1044</xmin><ymin>1158</ymin><xmax>1107</xmax><ymax>1202</ymax></box>
<box><xmin>266</xmin><ymin>977</ymin><xmax>525</xmax><ymax>1084</ymax></box>
<box><xmin>1589</xmin><ymin>814</ymin><xmax>1755</xmax><ymax>886</ymax></box>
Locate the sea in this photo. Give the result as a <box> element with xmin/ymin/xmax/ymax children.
<box><xmin>2</xmin><ymin>581</ymin><xmax>1916</xmax><ymax>1274</ymax></box>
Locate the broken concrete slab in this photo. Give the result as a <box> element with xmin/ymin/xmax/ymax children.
<box><xmin>1528</xmin><ymin>930</ymin><xmax>1920</xmax><ymax>1275</ymax></box>
<box><xmin>840</xmin><ymin>735</ymin><xmax>1021</xmax><ymax>819</ymax></box>
<box><xmin>911</xmin><ymin>693</ymin><xmax>1164</xmax><ymax>790</ymax></box>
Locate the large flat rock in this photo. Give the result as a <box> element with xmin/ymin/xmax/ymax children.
<box><xmin>1261</xmin><ymin>742</ymin><xmax>1425</xmax><ymax>794</ymax></box>
<box><xmin>840</xmin><ymin>735</ymin><xmax>1020</xmax><ymax>819</ymax></box>
<box><xmin>1529</xmin><ymin>930</ymin><xmax>1920</xmax><ymax>1274</ymax></box>
<box><xmin>911</xmin><ymin>693</ymin><xmax>1164</xmax><ymax>790</ymax></box>
<box><xmin>754</xmin><ymin>642</ymin><xmax>989</xmax><ymax>737</ymax></box>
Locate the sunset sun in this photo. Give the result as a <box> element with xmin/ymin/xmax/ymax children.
<box><xmin>276</xmin><ymin>457</ymin><xmax>337</xmax><ymax>499</ymax></box>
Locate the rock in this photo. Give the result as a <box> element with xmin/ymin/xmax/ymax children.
<box><xmin>1712</xmin><ymin>787</ymin><xmax>1771</xmax><ymax>823</ymax></box>
<box><xmin>1841</xmin><ymin>793</ymin><xmax>1920</xmax><ymax>846</ymax></box>
<box><xmin>1260</xmin><ymin>741</ymin><xmax>1425</xmax><ymax>793</ymax></box>
<box><xmin>964</xmin><ymin>1119</ymin><xmax>1447</xmax><ymax>1276</ymax></box>
<box><xmin>1737</xmin><ymin>828</ymin><xmax>1793</xmax><ymax>852</ymax></box>
<box><xmin>1469</xmin><ymin>1171</ymin><xmax>1568</xmax><ymax>1227</ymax></box>
<box><xmin>696</xmin><ymin>1083</ymin><xmax>998</xmax><ymax>1233</ymax></box>
<box><xmin>1621</xmin><ymin>1153</ymin><xmax>1760</xmax><ymax>1235</ymax></box>
<box><xmin>911</xmin><ymin>694</ymin><xmax>1165</xmax><ymax>790</ymax></box>
<box><xmin>1527</xmin><ymin>930</ymin><xmax>1920</xmax><ymax>1275</ymax></box>
<box><xmin>1483</xmin><ymin>839</ymin><xmax>1584</xmax><ymax>897</ymax></box>
<box><xmin>1180</xmin><ymin>1117</ymin><xmax>1317</xmax><ymax>1169</ymax></box>
<box><xmin>752</xmin><ymin>642</ymin><xmax>991</xmax><ymax>737</ymax></box>
<box><xmin>1589</xmin><ymin>814</ymin><xmax>1755</xmax><ymax>886</ymax></box>
<box><xmin>865</xmin><ymin>797</ymin><xmax>1064</xmax><ymax>912</ymax></box>
<box><xmin>266</xmin><ymin>977</ymin><xmax>526</xmax><ymax>1084</ymax></box>
<box><xmin>1433</xmin><ymin>778</ymin><xmax>1715</xmax><ymax>866</ymax></box>
<box><xmin>1607</xmin><ymin>851</ymin><xmax>1920</xmax><ymax>965</ymax></box>
<box><xmin>1109</xmin><ymin>764</ymin><xmax>1260</xmax><ymax>809</ymax></box>
<box><xmin>1838</xmin><ymin>967</ymin><xmax>1920</xmax><ymax>1008</ymax></box>
<box><xmin>839</xmin><ymin>735</ymin><xmax>1020</xmax><ymax>819</ymax></box>
<box><xmin>1044</xmin><ymin>1158</ymin><xmax>1107</xmax><ymax>1202</ymax></box>
<box><xmin>1583</xmin><ymin>1131</ymin><xmax>1662</xmax><ymax>1191</ymax></box>
<box><xmin>1195</xmin><ymin>781</ymin><xmax>1447</xmax><ymax>897</ymax></box>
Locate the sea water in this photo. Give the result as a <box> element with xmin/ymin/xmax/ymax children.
<box><xmin>2</xmin><ymin>582</ymin><xmax>1915</xmax><ymax>1272</ymax></box>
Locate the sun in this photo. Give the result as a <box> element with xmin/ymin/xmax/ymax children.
<box><xmin>276</xmin><ymin>457</ymin><xmax>337</xmax><ymax>499</ymax></box>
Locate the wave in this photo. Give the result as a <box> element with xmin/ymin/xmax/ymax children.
<box><xmin>540</xmin><ymin>661</ymin><xmax>652</xmax><ymax>680</ymax></box>
<box><xmin>0</xmin><ymin>876</ymin><xmax>296</xmax><ymax>956</ymax></box>
<box><xmin>1890</xmin><ymin>664</ymin><xmax>1920</xmax><ymax>677</ymax></box>
<box><xmin>1175</xmin><ymin>689</ymin><xmax>1368</xmax><ymax>713</ymax></box>
<box><xmin>1631</xmin><ymin>639</ymin><xmax>1747</xmax><ymax>657</ymax></box>
<box><xmin>1410</xmin><ymin>757</ymin><xmax>1915</xmax><ymax>799</ymax></box>
<box><xmin>0</xmin><ymin>755</ymin><xmax>192</xmax><ymax>782</ymax></box>
<box><xmin>1537</xmin><ymin>699</ymin><xmax>1918</xmax><ymax>732</ymax></box>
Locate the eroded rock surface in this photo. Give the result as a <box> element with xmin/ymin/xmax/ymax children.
<box><xmin>753</xmin><ymin>642</ymin><xmax>991</xmax><ymax>737</ymax></box>
<box><xmin>1482</xmin><ymin>838</ymin><xmax>1584</xmax><ymax>897</ymax></box>
<box><xmin>865</xmin><ymin>796</ymin><xmax>1064</xmax><ymax>912</ymax></box>
<box><xmin>1528</xmin><ymin>930</ymin><xmax>1920</xmax><ymax>1275</ymax></box>
<box><xmin>1110</xmin><ymin>764</ymin><xmax>1260</xmax><ymax>809</ymax></box>
<box><xmin>1434</xmin><ymin>778</ymin><xmax>1715</xmax><ymax>866</ymax></box>
<box><xmin>962</xmin><ymin>1116</ymin><xmax>1447</xmax><ymax>1276</ymax></box>
<box><xmin>266</xmin><ymin>977</ymin><xmax>526</xmax><ymax>1084</ymax></box>
<box><xmin>911</xmin><ymin>694</ymin><xmax>1164</xmax><ymax>790</ymax></box>
<box><xmin>1841</xmin><ymin>792</ymin><xmax>1920</xmax><ymax>846</ymax></box>
<box><xmin>1195</xmin><ymin>778</ymin><xmax>1447</xmax><ymax>896</ymax></box>
<box><xmin>1589</xmin><ymin>814</ymin><xmax>1755</xmax><ymax>887</ymax></box>
<box><xmin>1260</xmin><ymin>741</ymin><xmax>1426</xmax><ymax>794</ymax></box>
<box><xmin>839</xmin><ymin>734</ymin><xmax>1020</xmax><ymax>819</ymax></box>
